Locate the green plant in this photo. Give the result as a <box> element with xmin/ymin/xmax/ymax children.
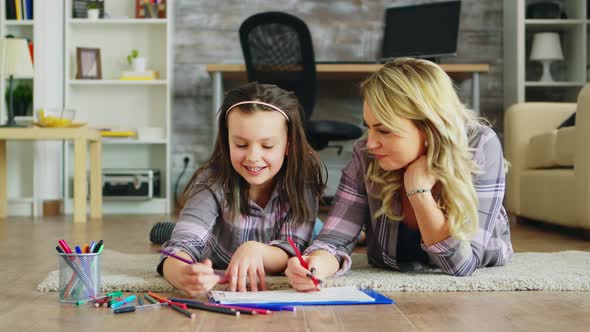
<box><xmin>87</xmin><ymin>2</ymin><xmax>98</xmax><ymax>9</ymax></box>
<box><xmin>5</xmin><ymin>83</ymin><xmax>33</xmax><ymax>116</ymax></box>
<box><xmin>127</xmin><ymin>49</ymin><xmax>139</xmax><ymax>65</ymax></box>
<box><xmin>5</xmin><ymin>83</ymin><xmax>32</xmax><ymax>105</ymax></box>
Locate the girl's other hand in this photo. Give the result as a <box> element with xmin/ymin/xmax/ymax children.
<box><xmin>163</xmin><ymin>256</ymin><xmax>220</xmax><ymax>297</ymax></box>
<box><xmin>225</xmin><ymin>241</ymin><xmax>267</xmax><ymax>292</ymax></box>
<box><xmin>285</xmin><ymin>255</ymin><xmax>322</xmax><ymax>292</ymax></box>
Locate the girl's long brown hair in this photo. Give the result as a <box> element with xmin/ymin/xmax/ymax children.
<box><xmin>183</xmin><ymin>82</ymin><xmax>326</xmax><ymax>225</ymax></box>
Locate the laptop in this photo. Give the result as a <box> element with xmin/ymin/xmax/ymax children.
<box><xmin>380</xmin><ymin>1</ymin><xmax>461</xmax><ymax>63</ymax></box>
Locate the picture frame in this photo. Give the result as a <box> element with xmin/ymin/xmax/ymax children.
<box><xmin>76</xmin><ymin>47</ymin><xmax>102</xmax><ymax>79</ymax></box>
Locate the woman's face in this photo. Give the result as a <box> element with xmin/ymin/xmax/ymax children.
<box><xmin>363</xmin><ymin>102</ymin><xmax>426</xmax><ymax>171</ymax></box>
<box><xmin>227</xmin><ymin>108</ymin><xmax>288</xmax><ymax>195</ymax></box>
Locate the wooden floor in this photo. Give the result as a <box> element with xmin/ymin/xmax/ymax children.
<box><xmin>1</xmin><ymin>215</ymin><xmax>589</xmax><ymax>332</ymax></box>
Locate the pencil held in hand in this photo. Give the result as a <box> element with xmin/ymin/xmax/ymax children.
<box><xmin>159</xmin><ymin>249</ymin><xmax>194</xmax><ymax>264</ymax></box>
<box><xmin>287</xmin><ymin>237</ymin><xmax>320</xmax><ymax>286</ymax></box>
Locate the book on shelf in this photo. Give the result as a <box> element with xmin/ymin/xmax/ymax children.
<box><xmin>6</xmin><ymin>0</ymin><xmax>33</xmax><ymax>20</ymax></box>
<box><xmin>135</xmin><ymin>0</ymin><xmax>166</xmax><ymax>18</ymax></box>
<box><xmin>119</xmin><ymin>70</ymin><xmax>160</xmax><ymax>81</ymax></box>
<box><xmin>99</xmin><ymin>129</ymin><xmax>137</xmax><ymax>138</ymax></box>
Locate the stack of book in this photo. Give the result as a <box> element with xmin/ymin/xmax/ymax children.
<box><xmin>119</xmin><ymin>70</ymin><xmax>159</xmax><ymax>81</ymax></box>
<box><xmin>99</xmin><ymin>129</ymin><xmax>137</xmax><ymax>138</ymax></box>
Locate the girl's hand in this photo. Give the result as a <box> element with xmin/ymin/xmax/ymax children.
<box><xmin>163</xmin><ymin>256</ymin><xmax>220</xmax><ymax>297</ymax></box>
<box><xmin>226</xmin><ymin>241</ymin><xmax>267</xmax><ymax>292</ymax></box>
<box><xmin>285</xmin><ymin>255</ymin><xmax>322</xmax><ymax>292</ymax></box>
<box><xmin>404</xmin><ymin>154</ymin><xmax>436</xmax><ymax>192</ymax></box>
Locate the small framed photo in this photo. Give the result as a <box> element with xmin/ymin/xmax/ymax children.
<box><xmin>76</xmin><ymin>47</ymin><xmax>102</xmax><ymax>79</ymax></box>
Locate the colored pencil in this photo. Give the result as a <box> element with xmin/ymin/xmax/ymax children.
<box><xmin>170</xmin><ymin>304</ymin><xmax>195</xmax><ymax>319</ymax></box>
<box><xmin>287</xmin><ymin>237</ymin><xmax>320</xmax><ymax>286</ymax></box>
<box><xmin>206</xmin><ymin>303</ymin><xmax>273</xmax><ymax>315</ymax></box>
<box><xmin>170</xmin><ymin>299</ymin><xmax>240</xmax><ymax>316</ymax></box>
<box><xmin>143</xmin><ymin>293</ymin><xmax>158</xmax><ymax>304</ymax></box>
<box><xmin>159</xmin><ymin>249</ymin><xmax>194</xmax><ymax>264</ymax></box>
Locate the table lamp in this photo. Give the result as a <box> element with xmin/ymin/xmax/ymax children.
<box><xmin>529</xmin><ymin>32</ymin><xmax>564</xmax><ymax>82</ymax></box>
<box><xmin>0</xmin><ymin>38</ymin><xmax>34</xmax><ymax>127</ymax></box>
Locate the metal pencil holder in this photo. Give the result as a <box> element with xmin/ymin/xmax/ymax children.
<box><xmin>57</xmin><ymin>252</ymin><xmax>102</xmax><ymax>303</ymax></box>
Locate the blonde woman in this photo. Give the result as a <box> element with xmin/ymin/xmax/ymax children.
<box><xmin>286</xmin><ymin>58</ymin><xmax>513</xmax><ymax>291</ymax></box>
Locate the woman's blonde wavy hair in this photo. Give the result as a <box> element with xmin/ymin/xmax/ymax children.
<box><xmin>360</xmin><ymin>57</ymin><xmax>482</xmax><ymax>240</ymax></box>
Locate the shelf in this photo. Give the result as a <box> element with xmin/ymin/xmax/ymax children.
<box><xmin>6</xmin><ymin>76</ymin><xmax>34</xmax><ymax>80</ymax></box>
<box><xmin>525</xmin><ymin>19</ymin><xmax>586</xmax><ymax>25</ymax></box>
<box><xmin>525</xmin><ymin>81</ymin><xmax>586</xmax><ymax>87</ymax></box>
<box><xmin>68</xmin><ymin>79</ymin><xmax>168</xmax><ymax>86</ymax></box>
<box><xmin>8</xmin><ymin>196</ymin><xmax>33</xmax><ymax>203</ymax></box>
<box><xmin>525</xmin><ymin>19</ymin><xmax>586</xmax><ymax>31</ymax></box>
<box><xmin>63</xmin><ymin>0</ymin><xmax>173</xmax><ymax>215</ymax></box>
<box><xmin>69</xmin><ymin>18</ymin><xmax>167</xmax><ymax>25</ymax></box>
<box><xmin>102</xmin><ymin>139</ymin><xmax>167</xmax><ymax>145</ymax></box>
<box><xmin>64</xmin><ymin>197</ymin><xmax>169</xmax><ymax>214</ymax></box>
<box><xmin>4</xmin><ymin>20</ymin><xmax>34</xmax><ymax>26</ymax></box>
<box><xmin>69</xmin><ymin>138</ymin><xmax>169</xmax><ymax>145</ymax></box>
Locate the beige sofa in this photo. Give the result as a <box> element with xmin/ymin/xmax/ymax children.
<box><xmin>504</xmin><ymin>84</ymin><xmax>590</xmax><ymax>234</ymax></box>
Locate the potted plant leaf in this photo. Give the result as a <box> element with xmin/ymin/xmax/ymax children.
<box><xmin>87</xmin><ymin>2</ymin><xmax>100</xmax><ymax>19</ymax></box>
<box><xmin>127</xmin><ymin>49</ymin><xmax>147</xmax><ymax>72</ymax></box>
<box><xmin>5</xmin><ymin>83</ymin><xmax>33</xmax><ymax>116</ymax></box>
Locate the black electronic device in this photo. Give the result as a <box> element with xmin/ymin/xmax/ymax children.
<box><xmin>380</xmin><ymin>1</ymin><xmax>461</xmax><ymax>62</ymax></box>
<box><xmin>526</xmin><ymin>1</ymin><xmax>564</xmax><ymax>19</ymax></box>
<box><xmin>102</xmin><ymin>169</ymin><xmax>160</xmax><ymax>200</ymax></box>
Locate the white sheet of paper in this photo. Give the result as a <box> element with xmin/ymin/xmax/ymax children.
<box><xmin>209</xmin><ymin>286</ymin><xmax>375</xmax><ymax>304</ymax></box>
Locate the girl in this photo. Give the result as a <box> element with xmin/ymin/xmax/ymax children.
<box><xmin>286</xmin><ymin>58</ymin><xmax>513</xmax><ymax>291</ymax></box>
<box><xmin>158</xmin><ymin>82</ymin><xmax>326</xmax><ymax>295</ymax></box>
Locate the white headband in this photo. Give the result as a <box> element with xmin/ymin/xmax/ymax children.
<box><xmin>225</xmin><ymin>101</ymin><xmax>289</xmax><ymax>122</ymax></box>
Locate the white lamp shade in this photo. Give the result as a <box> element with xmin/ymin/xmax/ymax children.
<box><xmin>0</xmin><ymin>38</ymin><xmax>34</xmax><ymax>77</ymax></box>
<box><xmin>530</xmin><ymin>32</ymin><xmax>564</xmax><ymax>61</ymax></box>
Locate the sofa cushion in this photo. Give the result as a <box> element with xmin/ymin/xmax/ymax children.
<box><xmin>555</xmin><ymin>126</ymin><xmax>575</xmax><ymax>166</ymax></box>
<box><xmin>520</xmin><ymin>169</ymin><xmax>577</xmax><ymax>227</ymax></box>
<box><xmin>526</xmin><ymin>128</ymin><xmax>575</xmax><ymax>168</ymax></box>
<box><xmin>526</xmin><ymin>130</ymin><xmax>558</xmax><ymax>168</ymax></box>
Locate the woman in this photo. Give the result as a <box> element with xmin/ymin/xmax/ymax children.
<box><xmin>286</xmin><ymin>58</ymin><xmax>513</xmax><ymax>291</ymax></box>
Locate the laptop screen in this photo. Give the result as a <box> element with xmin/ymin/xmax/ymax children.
<box><xmin>381</xmin><ymin>1</ymin><xmax>461</xmax><ymax>61</ymax></box>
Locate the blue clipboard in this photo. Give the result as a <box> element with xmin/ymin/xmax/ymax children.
<box><xmin>209</xmin><ymin>289</ymin><xmax>394</xmax><ymax>307</ymax></box>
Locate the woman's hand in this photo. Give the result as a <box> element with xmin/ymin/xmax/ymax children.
<box><xmin>225</xmin><ymin>241</ymin><xmax>267</xmax><ymax>292</ymax></box>
<box><xmin>162</xmin><ymin>254</ymin><xmax>220</xmax><ymax>297</ymax></box>
<box><xmin>404</xmin><ymin>154</ymin><xmax>436</xmax><ymax>192</ymax></box>
<box><xmin>285</xmin><ymin>255</ymin><xmax>325</xmax><ymax>292</ymax></box>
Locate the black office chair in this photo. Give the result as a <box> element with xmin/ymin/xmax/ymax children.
<box><xmin>239</xmin><ymin>11</ymin><xmax>363</xmax><ymax>153</ymax></box>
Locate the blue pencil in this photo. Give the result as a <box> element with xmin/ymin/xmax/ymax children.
<box><xmin>232</xmin><ymin>303</ymin><xmax>296</xmax><ymax>312</ymax></box>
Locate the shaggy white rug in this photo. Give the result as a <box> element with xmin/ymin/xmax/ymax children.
<box><xmin>37</xmin><ymin>250</ymin><xmax>590</xmax><ymax>293</ymax></box>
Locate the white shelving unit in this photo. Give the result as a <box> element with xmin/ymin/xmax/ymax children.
<box><xmin>63</xmin><ymin>0</ymin><xmax>173</xmax><ymax>215</ymax></box>
<box><xmin>0</xmin><ymin>1</ymin><xmax>36</xmax><ymax>216</ymax></box>
<box><xmin>504</xmin><ymin>0</ymin><xmax>588</xmax><ymax>108</ymax></box>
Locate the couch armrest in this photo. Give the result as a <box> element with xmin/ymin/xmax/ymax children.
<box><xmin>504</xmin><ymin>102</ymin><xmax>576</xmax><ymax>215</ymax></box>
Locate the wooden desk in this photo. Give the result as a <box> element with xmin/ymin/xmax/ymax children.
<box><xmin>206</xmin><ymin>63</ymin><xmax>489</xmax><ymax>138</ymax></box>
<box><xmin>0</xmin><ymin>127</ymin><xmax>102</xmax><ymax>223</ymax></box>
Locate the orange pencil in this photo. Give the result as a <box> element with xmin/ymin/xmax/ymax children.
<box><xmin>147</xmin><ymin>292</ymin><xmax>187</xmax><ymax>309</ymax></box>
<box><xmin>82</xmin><ymin>244</ymin><xmax>90</xmax><ymax>253</ymax></box>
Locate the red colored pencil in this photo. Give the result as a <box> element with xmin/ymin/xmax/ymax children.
<box><xmin>205</xmin><ymin>303</ymin><xmax>272</xmax><ymax>315</ymax></box>
<box><xmin>287</xmin><ymin>237</ymin><xmax>319</xmax><ymax>286</ymax></box>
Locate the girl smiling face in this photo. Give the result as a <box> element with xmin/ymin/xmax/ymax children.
<box><xmin>227</xmin><ymin>107</ymin><xmax>288</xmax><ymax>197</ymax></box>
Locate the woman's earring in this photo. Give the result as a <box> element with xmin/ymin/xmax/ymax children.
<box><xmin>424</xmin><ymin>141</ymin><xmax>428</xmax><ymax>148</ymax></box>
